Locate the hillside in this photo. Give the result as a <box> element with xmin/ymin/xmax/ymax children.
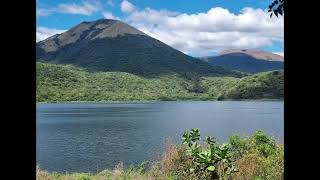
<box><xmin>37</xmin><ymin>62</ymin><xmax>283</xmax><ymax>102</ymax></box>
<box><xmin>36</xmin><ymin>19</ymin><xmax>240</xmax><ymax>77</ymax></box>
<box><xmin>202</xmin><ymin>49</ymin><xmax>284</xmax><ymax>73</ymax></box>
<box><xmin>216</xmin><ymin>70</ymin><xmax>284</xmax><ymax>100</ymax></box>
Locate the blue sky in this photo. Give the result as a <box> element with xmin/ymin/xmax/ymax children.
<box><xmin>36</xmin><ymin>0</ymin><xmax>284</xmax><ymax>57</ymax></box>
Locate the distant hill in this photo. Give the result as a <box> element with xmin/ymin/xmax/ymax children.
<box><xmin>36</xmin><ymin>19</ymin><xmax>240</xmax><ymax>77</ymax></box>
<box><xmin>216</xmin><ymin>70</ymin><xmax>284</xmax><ymax>100</ymax></box>
<box><xmin>202</xmin><ymin>49</ymin><xmax>284</xmax><ymax>73</ymax></box>
<box><xmin>219</xmin><ymin>49</ymin><xmax>283</xmax><ymax>62</ymax></box>
<box><xmin>37</xmin><ymin>62</ymin><xmax>283</xmax><ymax>102</ymax></box>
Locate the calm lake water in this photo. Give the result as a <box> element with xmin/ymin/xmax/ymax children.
<box><xmin>36</xmin><ymin>101</ymin><xmax>283</xmax><ymax>173</ymax></box>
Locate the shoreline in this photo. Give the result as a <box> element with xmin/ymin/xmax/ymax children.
<box><xmin>36</xmin><ymin>130</ymin><xmax>284</xmax><ymax>179</ymax></box>
<box><xmin>37</xmin><ymin>98</ymin><xmax>283</xmax><ymax>104</ymax></box>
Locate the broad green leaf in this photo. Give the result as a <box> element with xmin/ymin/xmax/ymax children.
<box><xmin>207</xmin><ymin>166</ymin><xmax>215</xmax><ymax>171</ymax></box>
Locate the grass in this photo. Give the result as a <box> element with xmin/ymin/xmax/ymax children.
<box><xmin>36</xmin><ymin>131</ymin><xmax>284</xmax><ymax>180</ymax></box>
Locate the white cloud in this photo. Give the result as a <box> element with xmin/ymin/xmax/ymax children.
<box><xmin>102</xmin><ymin>11</ymin><xmax>120</xmax><ymax>20</ymax></box>
<box><xmin>121</xmin><ymin>3</ymin><xmax>284</xmax><ymax>56</ymax></box>
<box><xmin>57</xmin><ymin>1</ymin><xmax>101</xmax><ymax>15</ymax></box>
<box><xmin>36</xmin><ymin>8</ymin><xmax>53</xmax><ymax>17</ymax></box>
<box><xmin>120</xmin><ymin>0</ymin><xmax>136</xmax><ymax>13</ymax></box>
<box><xmin>37</xmin><ymin>1</ymin><xmax>101</xmax><ymax>17</ymax></box>
<box><xmin>36</xmin><ymin>27</ymin><xmax>67</xmax><ymax>42</ymax></box>
<box><xmin>273</xmin><ymin>52</ymin><xmax>284</xmax><ymax>57</ymax></box>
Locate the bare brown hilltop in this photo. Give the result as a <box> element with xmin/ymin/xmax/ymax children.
<box><xmin>202</xmin><ymin>49</ymin><xmax>284</xmax><ymax>73</ymax></box>
<box><xmin>219</xmin><ymin>49</ymin><xmax>284</xmax><ymax>62</ymax></box>
<box><xmin>38</xmin><ymin>19</ymin><xmax>147</xmax><ymax>53</ymax></box>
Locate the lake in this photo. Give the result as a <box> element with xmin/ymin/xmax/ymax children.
<box><xmin>36</xmin><ymin>101</ymin><xmax>283</xmax><ymax>173</ymax></box>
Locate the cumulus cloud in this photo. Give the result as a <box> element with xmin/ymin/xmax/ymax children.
<box><xmin>37</xmin><ymin>1</ymin><xmax>101</xmax><ymax>17</ymax></box>
<box><xmin>102</xmin><ymin>11</ymin><xmax>120</xmax><ymax>20</ymax></box>
<box><xmin>36</xmin><ymin>27</ymin><xmax>67</xmax><ymax>42</ymax></box>
<box><xmin>57</xmin><ymin>1</ymin><xmax>101</xmax><ymax>15</ymax></box>
<box><xmin>121</xmin><ymin>0</ymin><xmax>136</xmax><ymax>13</ymax></box>
<box><xmin>121</xmin><ymin>3</ymin><xmax>284</xmax><ymax>56</ymax></box>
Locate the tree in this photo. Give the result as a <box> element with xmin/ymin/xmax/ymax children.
<box><xmin>268</xmin><ymin>0</ymin><xmax>284</xmax><ymax>18</ymax></box>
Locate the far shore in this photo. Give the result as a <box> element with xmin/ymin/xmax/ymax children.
<box><xmin>36</xmin><ymin>98</ymin><xmax>283</xmax><ymax>104</ymax></box>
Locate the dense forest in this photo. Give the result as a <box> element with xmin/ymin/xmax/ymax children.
<box><xmin>37</xmin><ymin>62</ymin><xmax>283</xmax><ymax>102</ymax></box>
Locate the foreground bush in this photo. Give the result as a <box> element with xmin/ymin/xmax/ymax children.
<box><xmin>37</xmin><ymin>130</ymin><xmax>283</xmax><ymax>180</ymax></box>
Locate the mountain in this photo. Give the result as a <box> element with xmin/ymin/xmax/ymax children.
<box><xmin>219</xmin><ymin>49</ymin><xmax>284</xmax><ymax>62</ymax></box>
<box><xmin>36</xmin><ymin>19</ymin><xmax>240</xmax><ymax>77</ymax></box>
<box><xmin>37</xmin><ymin>62</ymin><xmax>283</xmax><ymax>102</ymax></box>
<box><xmin>202</xmin><ymin>49</ymin><xmax>284</xmax><ymax>73</ymax></box>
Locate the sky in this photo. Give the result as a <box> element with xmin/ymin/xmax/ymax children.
<box><xmin>36</xmin><ymin>0</ymin><xmax>284</xmax><ymax>57</ymax></box>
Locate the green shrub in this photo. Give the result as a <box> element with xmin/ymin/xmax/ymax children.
<box><xmin>182</xmin><ymin>128</ymin><xmax>238</xmax><ymax>179</ymax></box>
<box><xmin>78</xmin><ymin>177</ymin><xmax>90</xmax><ymax>180</ymax></box>
<box><xmin>253</xmin><ymin>130</ymin><xmax>276</xmax><ymax>157</ymax></box>
<box><xmin>256</xmin><ymin>145</ymin><xmax>284</xmax><ymax>180</ymax></box>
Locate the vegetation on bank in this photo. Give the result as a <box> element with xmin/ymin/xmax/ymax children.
<box><xmin>37</xmin><ymin>62</ymin><xmax>283</xmax><ymax>102</ymax></box>
<box><xmin>215</xmin><ymin>70</ymin><xmax>284</xmax><ymax>100</ymax></box>
<box><xmin>37</xmin><ymin>129</ymin><xmax>283</xmax><ymax>180</ymax></box>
